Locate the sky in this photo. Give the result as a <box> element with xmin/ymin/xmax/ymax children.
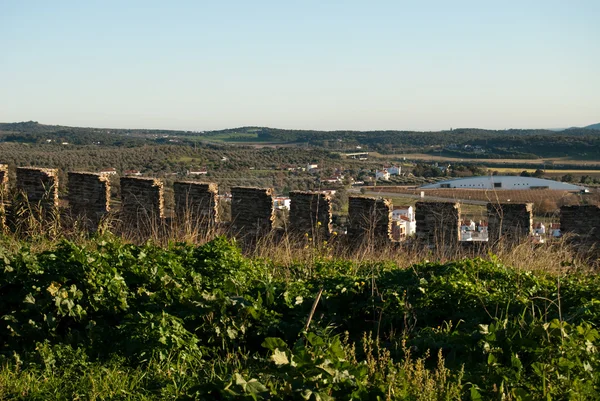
<box><xmin>1</xmin><ymin>1</ymin><xmax>599</xmax><ymax>131</ymax></box>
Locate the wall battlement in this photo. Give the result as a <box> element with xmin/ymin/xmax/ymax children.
<box><xmin>289</xmin><ymin>191</ymin><xmax>332</xmax><ymax>237</ymax></box>
<box><xmin>68</xmin><ymin>172</ymin><xmax>111</xmax><ymax>228</ymax></box>
<box><xmin>415</xmin><ymin>201</ymin><xmax>461</xmax><ymax>245</ymax></box>
<box><xmin>173</xmin><ymin>181</ymin><xmax>219</xmax><ymax>225</ymax></box>
<box><xmin>347</xmin><ymin>196</ymin><xmax>392</xmax><ymax>243</ymax></box>
<box><xmin>231</xmin><ymin>186</ymin><xmax>274</xmax><ymax>238</ymax></box>
<box><xmin>487</xmin><ymin>203</ymin><xmax>533</xmax><ymax>243</ymax></box>
<box><xmin>560</xmin><ymin>205</ymin><xmax>600</xmax><ymax>243</ymax></box>
<box><xmin>0</xmin><ymin>165</ymin><xmax>596</xmax><ymax>248</ymax></box>
<box><xmin>120</xmin><ymin>177</ymin><xmax>165</xmax><ymax>225</ymax></box>
<box><xmin>16</xmin><ymin>167</ymin><xmax>59</xmax><ymax>210</ymax></box>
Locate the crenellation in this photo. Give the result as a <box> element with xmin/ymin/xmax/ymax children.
<box><xmin>560</xmin><ymin>205</ymin><xmax>600</xmax><ymax>243</ymax></box>
<box><xmin>487</xmin><ymin>203</ymin><xmax>533</xmax><ymax>243</ymax></box>
<box><xmin>16</xmin><ymin>167</ymin><xmax>59</xmax><ymax>210</ymax></box>
<box><xmin>173</xmin><ymin>181</ymin><xmax>219</xmax><ymax>224</ymax></box>
<box><xmin>289</xmin><ymin>191</ymin><xmax>332</xmax><ymax>237</ymax></box>
<box><xmin>68</xmin><ymin>172</ymin><xmax>111</xmax><ymax>227</ymax></box>
<box><xmin>415</xmin><ymin>202</ymin><xmax>461</xmax><ymax>245</ymax></box>
<box><xmin>120</xmin><ymin>176</ymin><xmax>164</xmax><ymax>221</ymax></box>
<box><xmin>347</xmin><ymin>196</ymin><xmax>392</xmax><ymax>243</ymax></box>
<box><xmin>231</xmin><ymin>186</ymin><xmax>274</xmax><ymax>237</ymax></box>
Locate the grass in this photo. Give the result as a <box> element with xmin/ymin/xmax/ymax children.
<box><xmin>0</xmin><ymin>231</ymin><xmax>598</xmax><ymax>399</ymax></box>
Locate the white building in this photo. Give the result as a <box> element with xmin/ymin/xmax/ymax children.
<box><xmin>274</xmin><ymin>197</ymin><xmax>291</xmax><ymax>210</ymax></box>
<box><xmin>376</xmin><ymin>169</ymin><xmax>390</xmax><ymax>181</ymax></box>
<box><xmin>187</xmin><ymin>168</ymin><xmax>208</xmax><ymax>176</ymax></box>
<box><xmin>420</xmin><ymin>176</ymin><xmax>585</xmax><ymax>191</ymax></box>
<box><xmin>391</xmin><ymin>206</ymin><xmax>415</xmax><ymax>236</ymax></box>
<box><xmin>307</xmin><ymin>163</ymin><xmax>318</xmax><ymax>171</ymax></box>
<box><xmin>534</xmin><ymin>222</ymin><xmax>546</xmax><ymax>235</ymax></box>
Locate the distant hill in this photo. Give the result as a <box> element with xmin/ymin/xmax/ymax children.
<box><xmin>2</xmin><ymin>121</ymin><xmax>600</xmax><ymax>158</ymax></box>
<box><xmin>584</xmin><ymin>123</ymin><xmax>600</xmax><ymax>130</ymax></box>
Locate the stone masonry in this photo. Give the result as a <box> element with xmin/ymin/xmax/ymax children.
<box><xmin>231</xmin><ymin>187</ymin><xmax>274</xmax><ymax>237</ymax></box>
<box><xmin>0</xmin><ymin>164</ymin><xmax>8</xmax><ymax>228</ymax></box>
<box><xmin>0</xmin><ymin>164</ymin><xmax>8</xmax><ymax>195</ymax></box>
<box><xmin>415</xmin><ymin>202</ymin><xmax>461</xmax><ymax>245</ymax></box>
<box><xmin>347</xmin><ymin>196</ymin><xmax>392</xmax><ymax>243</ymax></box>
<box><xmin>120</xmin><ymin>177</ymin><xmax>164</xmax><ymax>222</ymax></box>
<box><xmin>487</xmin><ymin>202</ymin><xmax>533</xmax><ymax>243</ymax></box>
<box><xmin>67</xmin><ymin>172</ymin><xmax>111</xmax><ymax>227</ymax></box>
<box><xmin>173</xmin><ymin>181</ymin><xmax>219</xmax><ymax>224</ymax></box>
<box><xmin>560</xmin><ymin>205</ymin><xmax>600</xmax><ymax>243</ymax></box>
<box><xmin>16</xmin><ymin>167</ymin><xmax>59</xmax><ymax>210</ymax></box>
<box><xmin>289</xmin><ymin>191</ymin><xmax>332</xmax><ymax>237</ymax></box>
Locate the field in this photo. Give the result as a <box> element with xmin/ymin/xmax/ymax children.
<box><xmin>1</xmin><ymin>233</ymin><xmax>600</xmax><ymax>400</ymax></box>
<box><xmin>492</xmin><ymin>167</ymin><xmax>600</xmax><ymax>177</ymax></box>
<box><xmin>372</xmin><ymin>152</ymin><xmax>600</xmax><ymax>167</ymax></box>
<box><xmin>368</xmin><ymin>187</ymin><xmax>583</xmax><ymax>205</ymax></box>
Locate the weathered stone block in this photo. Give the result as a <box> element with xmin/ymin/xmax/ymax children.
<box><xmin>415</xmin><ymin>202</ymin><xmax>461</xmax><ymax>245</ymax></box>
<box><xmin>487</xmin><ymin>202</ymin><xmax>532</xmax><ymax>243</ymax></box>
<box><xmin>289</xmin><ymin>191</ymin><xmax>332</xmax><ymax>237</ymax></box>
<box><xmin>231</xmin><ymin>187</ymin><xmax>274</xmax><ymax>237</ymax></box>
<box><xmin>560</xmin><ymin>205</ymin><xmax>600</xmax><ymax>243</ymax></box>
<box><xmin>16</xmin><ymin>167</ymin><xmax>59</xmax><ymax>210</ymax></box>
<box><xmin>173</xmin><ymin>181</ymin><xmax>219</xmax><ymax>224</ymax></box>
<box><xmin>120</xmin><ymin>177</ymin><xmax>164</xmax><ymax>221</ymax></box>
<box><xmin>68</xmin><ymin>172</ymin><xmax>110</xmax><ymax>227</ymax></box>
<box><xmin>347</xmin><ymin>196</ymin><xmax>392</xmax><ymax>243</ymax></box>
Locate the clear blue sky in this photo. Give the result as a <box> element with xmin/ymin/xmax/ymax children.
<box><xmin>1</xmin><ymin>1</ymin><xmax>598</xmax><ymax>131</ymax></box>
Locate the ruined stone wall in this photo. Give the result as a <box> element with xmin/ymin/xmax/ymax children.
<box><xmin>16</xmin><ymin>167</ymin><xmax>59</xmax><ymax>210</ymax></box>
<box><xmin>487</xmin><ymin>203</ymin><xmax>533</xmax><ymax>243</ymax></box>
<box><xmin>347</xmin><ymin>196</ymin><xmax>392</xmax><ymax>243</ymax></box>
<box><xmin>120</xmin><ymin>177</ymin><xmax>164</xmax><ymax>222</ymax></box>
<box><xmin>230</xmin><ymin>187</ymin><xmax>274</xmax><ymax>237</ymax></box>
<box><xmin>0</xmin><ymin>164</ymin><xmax>8</xmax><ymax>195</ymax></box>
<box><xmin>289</xmin><ymin>191</ymin><xmax>332</xmax><ymax>237</ymax></box>
<box><xmin>173</xmin><ymin>181</ymin><xmax>219</xmax><ymax>224</ymax></box>
<box><xmin>67</xmin><ymin>172</ymin><xmax>111</xmax><ymax>226</ymax></box>
<box><xmin>0</xmin><ymin>164</ymin><xmax>8</xmax><ymax>229</ymax></box>
<box><xmin>415</xmin><ymin>202</ymin><xmax>461</xmax><ymax>245</ymax></box>
<box><xmin>560</xmin><ymin>205</ymin><xmax>600</xmax><ymax>243</ymax></box>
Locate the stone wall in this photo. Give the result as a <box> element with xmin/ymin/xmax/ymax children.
<box><xmin>560</xmin><ymin>205</ymin><xmax>600</xmax><ymax>243</ymax></box>
<box><xmin>0</xmin><ymin>164</ymin><xmax>8</xmax><ymax>195</ymax></box>
<box><xmin>415</xmin><ymin>202</ymin><xmax>461</xmax><ymax>245</ymax></box>
<box><xmin>16</xmin><ymin>167</ymin><xmax>59</xmax><ymax>210</ymax></box>
<box><xmin>289</xmin><ymin>191</ymin><xmax>332</xmax><ymax>237</ymax></box>
<box><xmin>120</xmin><ymin>177</ymin><xmax>164</xmax><ymax>222</ymax></box>
<box><xmin>173</xmin><ymin>181</ymin><xmax>219</xmax><ymax>224</ymax></box>
<box><xmin>231</xmin><ymin>187</ymin><xmax>274</xmax><ymax>237</ymax></box>
<box><xmin>0</xmin><ymin>164</ymin><xmax>8</xmax><ymax>229</ymax></box>
<box><xmin>347</xmin><ymin>196</ymin><xmax>392</xmax><ymax>243</ymax></box>
<box><xmin>67</xmin><ymin>172</ymin><xmax>111</xmax><ymax>227</ymax></box>
<box><xmin>487</xmin><ymin>203</ymin><xmax>533</xmax><ymax>243</ymax></box>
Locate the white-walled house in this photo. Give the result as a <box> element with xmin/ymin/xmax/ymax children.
<box><xmin>376</xmin><ymin>169</ymin><xmax>390</xmax><ymax>181</ymax></box>
<box><xmin>187</xmin><ymin>168</ymin><xmax>208</xmax><ymax>176</ymax></box>
<box><xmin>274</xmin><ymin>197</ymin><xmax>291</xmax><ymax>210</ymax></box>
<box><xmin>534</xmin><ymin>222</ymin><xmax>546</xmax><ymax>235</ymax></box>
<box><xmin>391</xmin><ymin>206</ymin><xmax>415</xmax><ymax>236</ymax></box>
<box><xmin>461</xmin><ymin>219</ymin><xmax>476</xmax><ymax>232</ymax></box>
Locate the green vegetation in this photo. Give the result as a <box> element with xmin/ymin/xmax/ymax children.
<box><xmin>1</xmin><ymin>234</ymin><xmax>599</xmax><ymax>399</ymax></box>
